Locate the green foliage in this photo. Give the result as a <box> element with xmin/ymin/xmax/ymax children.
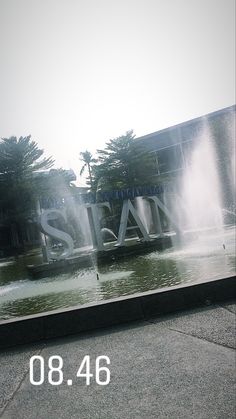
<box><xmin>93</xmin><ymin>130</ymin><xmax>157</xmax><ymax>192</ymax></box>
<box><xmin>0</xmin><ymin>135</ymin><xmax>54</xmax><ymax>226</ymax></box>
<box><xmin>0</xmin><ymin>136</ymin><xmax>53</xmax><ymax>178</ymax></box>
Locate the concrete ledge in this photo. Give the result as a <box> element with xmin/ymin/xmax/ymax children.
<box><xmin>0</xmin><ymin>275</ymin><xmax>235</xmax><ymax>349</ymax></box>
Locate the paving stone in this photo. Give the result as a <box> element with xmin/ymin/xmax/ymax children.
<box><xmin>152</xmin><ymin>305</ymin><xmax>236</xmax><ymax>349</ymax></box>
<box><xmin>1</xmin><ymin>308</ymin><xmax>235</xmax><ymax>419</ymax></box>
<box><xmin>0</xmin><ymin>343</ymin><xmax>42</xmax><ymax>414</ymax></box>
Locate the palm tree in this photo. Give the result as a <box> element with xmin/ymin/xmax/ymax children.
<box><xmin>0</xmin><ymin>135</ymin><xmax>53</xmax><ymax>172</ymax></box>
<box><xmin>79</xmin><ymin>150</ymin><xmax>97</xmax><ymax>188</ymax></box>
<box><xmin>0</xmin><ymin>136</ymin><xmax>54</xmax><ymax>249</ymax></box>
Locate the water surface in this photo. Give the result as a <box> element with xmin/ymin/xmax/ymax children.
<box><xmin>0</xmin><ymin>226</ymin><xmax>235</xmax><ymax>320</ymax></box>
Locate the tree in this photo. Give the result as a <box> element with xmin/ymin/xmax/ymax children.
<box><xmin>93</xmin><ymin>130</ymin><xmax>157</xmax><ymax>192</ymax></box>
<box><xmin>0</xmin><ymin>136</ymin><xmax>54</xmax><ymax>249</ymax></box>
<box><xmin>79</xmin><ymin>150</ymin><xmax>97</xmax><ymax>188</ymax></box>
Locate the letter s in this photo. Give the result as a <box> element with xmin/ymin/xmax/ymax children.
<box><xmin>39</xmin><ymin>209</ymin><xmax>74</xmax><ymax>260</ymax></box>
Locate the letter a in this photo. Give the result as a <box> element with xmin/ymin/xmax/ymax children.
<box><xmin>117</xmin><ymin>199</ymin><xmax>151</xmax><ymax>246</ymax></box>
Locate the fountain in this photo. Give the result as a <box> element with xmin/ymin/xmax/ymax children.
<box><xmin>158</xmin><ymin>113</ymin><xmax>236</xmax><ymax>267</ymax></box>
<box><xmin>179</xmin><ymin>119</ymin><xmax>224</xmax><ymax>232</ymax></box>
<box><xmin>1</xmin><ymin>108</ymin><xmax>235</xmax><ymax>320</ymax></box>
<box><xmin>135</xmin><ymin>196</ymin><xmax>151</xmax><ymax>234</ymax></box>
<box><xmin>28</xmin><ymin>108</ymin><xmax>236</xmax><ymax>281</ymax></box>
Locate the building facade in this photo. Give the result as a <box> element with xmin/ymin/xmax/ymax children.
<box><xmin>135</xmin><ymin>105</ymin><xmax>235</xmax><ymax>209</ymax></box>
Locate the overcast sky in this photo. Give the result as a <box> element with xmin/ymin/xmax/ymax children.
<box><xmin>0</xmin><ymin>0</ymin><xmax>235</xmax><ymax>184</ymax></box>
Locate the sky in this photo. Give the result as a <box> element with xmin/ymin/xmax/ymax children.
<box><xmin>0</xmin><ymin>0</ymin><xmax>235</xmax><ymax>184</ymax></box>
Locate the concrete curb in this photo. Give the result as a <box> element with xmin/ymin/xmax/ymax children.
<box><xmin>0</xmin><ymin>275</ymin><xmax>235</xmax><ymax>349</ymax></box>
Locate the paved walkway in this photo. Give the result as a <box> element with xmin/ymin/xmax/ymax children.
<box><xmin>0</xmin><ymin>302</ymin><xmax>235</xmax><ymax>419</ymax></box>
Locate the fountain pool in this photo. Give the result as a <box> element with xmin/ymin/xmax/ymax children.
<box><xmin>0</xmin><ymin>225</ymin><xmax>235</xmax><ymax>320</ymax></box>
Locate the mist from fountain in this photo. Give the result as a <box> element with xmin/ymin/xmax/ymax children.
<box><xmin>135</xmin><ymin>196</ymin><xmax>152</xmax><ymax>234</ymax></box>
<box><xmin>66</xmin><ymin>197</ymin><xmax>93</xmax><ymax>251</ymax></box>
<box><xmin>64</xmin><ymin>196</ymin><xmax>100</xmax><ymax>279</ymax></box>
<box><xmin>228</xmin><ymin>108</ymin><xmax>235</xmax><ymax>197</ymax></box>
<box><xmin>178</xmin><ymin>119</ymin><xmax>224</xmax><ymax>232</ymax></box>
<box><xmin>76</xmin><ymin>204</ymin><xmax>93</xmax><ymax>249</ymax></box>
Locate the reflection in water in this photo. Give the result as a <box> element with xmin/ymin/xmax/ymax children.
<box><xmin>0</xmin><ymin>226</ymin><xmax>235</xmax><ymax>320</ymax></box>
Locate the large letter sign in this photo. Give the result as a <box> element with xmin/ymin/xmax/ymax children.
<box><xmin>85</xmin><ymin>202</ymin><xmax>112</xmax><ymax>251</ymax></box>
<box><xmin>38</xmin><ymin>195</ymin><xmax>181</xmax><ymax>261</ymax></box>
<box><xmin>117</xmin><ymin>199</ymin><xmax>151</xmax><ymax>246</ymax></box>
<box><xmin>146</xmin><ymin>196</ymin><xmax>181</xmax><ymax>234</ymax></box>
<box><xmin>39</xmin><ymin>209</ymin><xmax>74</xmax><ymax>260</ymax></box>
